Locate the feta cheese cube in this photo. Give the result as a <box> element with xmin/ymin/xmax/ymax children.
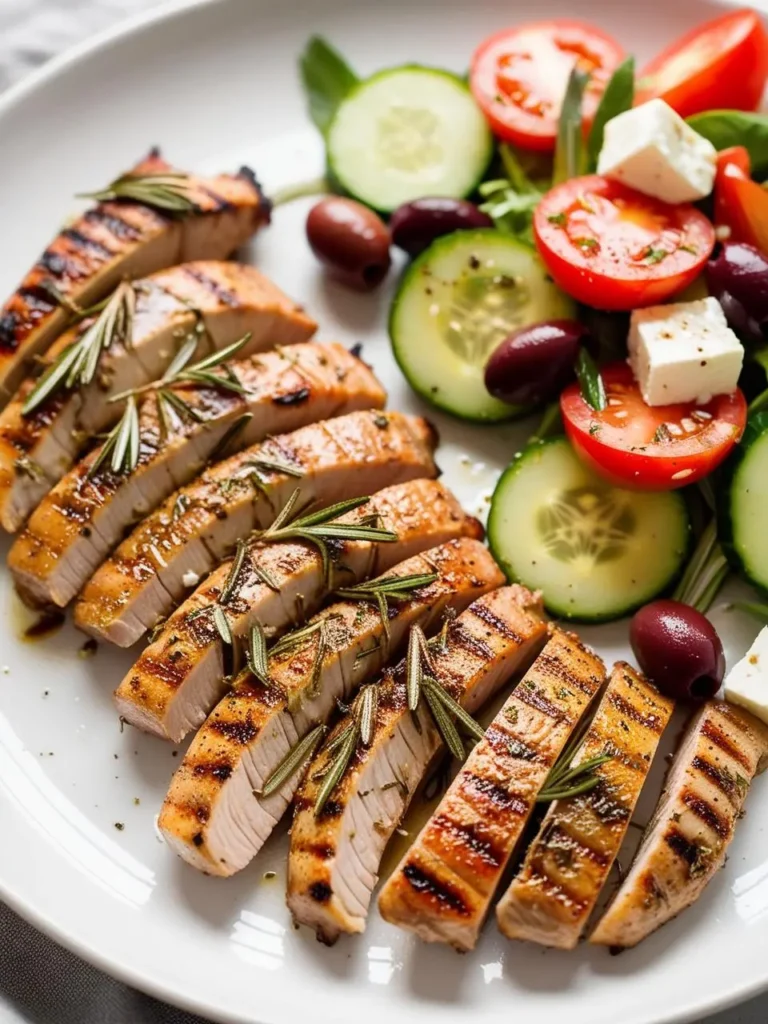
<box><xmin>725</xmin><ymin>627</ymin><xmax>768</xmax><ymax>724</ymax></box>
<box><xmin>597</xmin><ymin>99</ymin><xmax>717</xmax><ymax>204</ymax></box>
<box><xmin>628</xmin><ymin>298</ymin><xmax>743</xmax><ymax>407</ymax></box>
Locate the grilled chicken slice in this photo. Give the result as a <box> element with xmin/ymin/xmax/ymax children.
<box><xmin>290</xmin><ymin>586</ymin><xmax>549</xmax><ymax>944</ymax></box>
<box><xmin>117</xmin><ymin>480</ymin><xmax>480</xmax><ymax>741</ymax></box>
<box><xmin>377</xmin><ymin>629</ymin><xmax>605</xmax><ymax>951</ymax></box>
<box><xmin>70</xmin><ymin>411</ymin><xmax>438</xmax><ymax>641</ymax></box>
<box><xmin>590</xmin><ymin>700</ymin><xmax>768</xmax><ymax>950</ymax></box>
<box><xmin>0</xmin><ymin>263</ymin><xmax>317</xmax><ymax>533</ymax></box>
<box><xmin>158</xmin><ymin>538</ymin><xmax>501</xmax><ymax>876</ymax></box>
<box><xmin>0</xmin><ymin>150</ymin><xmax>269</xmax><ymax>407</ymax></box>
<box><xmin>9</xmin><ymin>344</ymin><xmax>381</xmax><ymax>608</ymax></box>
<box><xmin>495</xmin><ymin>662</ymin><xmax>674</xmax><ymax>949</ymax></box>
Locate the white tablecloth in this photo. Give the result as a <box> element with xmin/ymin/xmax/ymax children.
<box><xmin>0</xmin><ymin>2</ymin><xmax>767</xmax><ymax>1022</ymax></box>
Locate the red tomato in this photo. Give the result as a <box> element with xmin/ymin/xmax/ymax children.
<box><xmin>534</xmin><ymin>175</ymin><xmax>715</xmax><ymax>310</ymax></box>
<box><xmin>637</xmin><ymin>9</ymin><xmax>768</xmax><ymax>117</ymax></box>
<box><xmin>561</xmin><ymin>363</ymin><xmax>746</xmax><ymax>490</ymax></box>
<box><xmin>714</xmin><ymin>147</ymin><xmax>768</xmax><ymax>257</ymax></box>
<box><xmin>470</xmin><ymin>21</ymin><xmax>624</xmax><ymax>152</ymax></box>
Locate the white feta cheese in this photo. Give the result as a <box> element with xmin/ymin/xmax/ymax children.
<box><xmin>725</xmin><ymin>627</ymin><xmax>768</xmax><ymax>724</ymax></box>
<box><xmin>628</xmin><ymin>298</ymin><xmax>743</xmax><ymax>407</ymax></box>
<box><xmin>597</xmin><ymin>98</ymin><xmax>717</xmax><ymax>204</ymax></box>
<box><xmin>182</xmin><ymin>570</ymin><xmax>200</xmax><ymax>588</ymax></box>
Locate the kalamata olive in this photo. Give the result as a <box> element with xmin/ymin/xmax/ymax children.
<box><xmin>484</xmin><ymin>320</ymin><xmax>589</xmax><ymax>406</ymax></box>
<box><xmin>306</xmin><ymin>197</ymin><xmax>391</xmax><ymax>291</ymax></box>
<box><xmin>706</xmin><ymin>242</ymin><xmax>768</xmax><ymax>345</ymax></box>
<box><xmin>630</xmin><ymin>599</ymin><xmax>725</xmax><ymax>702</ymax></box>
<box><xmin>389</xmin><ymin>198</ymin><xmax>493</xmax><ymax>258</ymax></box>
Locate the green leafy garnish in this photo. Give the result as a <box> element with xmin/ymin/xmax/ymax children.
<box><xmin>687</xmin><ymin>111</ymin><xmax>768</xmax><ymax>177</ymax></box>
<box><xmin>553</xmin><ymin>68</ymin><xmax>590</xmax><ymax>186</ymax></box>
<box><xmin>586</xmin><ymin>57</ymin><xmax>635</xmax><ymax>171</ymax></box>
<box><xmin>79</xmin><ymin>172</ymin><xmax>198</xmax><ymax>214</ymax></box>
<box><xmin>673</xmin><ymin>519</ymin><xmax>729</xmax><ymax>614</ymax></box>
<box><xmin>299</xmin><ymin>36</ymin><xmax>359</xmax><ymax>135</ymax></box>
<box><xmin>575</xmin><ymin>348</ymin><xmax>606</xmax><ymax>412</ymax></box>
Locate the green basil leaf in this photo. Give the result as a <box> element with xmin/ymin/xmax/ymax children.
<box><xmin>553</xmin><ymin>68</ymin><xmax>590</xmax><ymax>186</ymax></box>
<box><xmin>587</xmin><ymin>57</ymin><xmax>635</xmax><ymax>171</ymax></box>
<box><xmin>687</xmin><ymin>111</ymin><xmax>768</xmax><ymax>177</ymax></box>
<box><xmin>299</xmin><ymin>36</ymin><xmax>359</xmax><ymax>136</ymax></box>
<box><xmin>575</xmin><ymin>348</ymin><xmax>607</xmax><ymax>412</ymax></box>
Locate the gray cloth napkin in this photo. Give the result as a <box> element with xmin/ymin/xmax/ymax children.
<box><xmin>0</xmin><ymin>2</ymin><xmax>767</xmax><ymax>1023</ymax></box>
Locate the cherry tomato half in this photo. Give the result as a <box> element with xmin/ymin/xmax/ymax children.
<box><xmin>637</xmin><ymin>9</ymin><xmax>768</xmax><ymax>118</ymax></box>
<box><xmin>534</xmin><ymin>175</ymin><xmax>716</xmax><ymax>310</ymax></box>
<box><xmin>561</xmin><ymin>363</ymin><xmax>746</xmax><ymax>490</ymax></box>
<box><xmin>470</xmin><ymin>21</ymin><xmax>624</xmax><ymax>152</ymax></box>
<box><xmin>714</xmin><ymin>147</ymin><xmax>768</xmax><ymax>257</ymax></box>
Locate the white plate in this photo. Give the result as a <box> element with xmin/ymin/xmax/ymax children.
<box><xmin>0</xmin><ymin>1</ymin><xmax>767</xmax><ymax>1022</ymax></box>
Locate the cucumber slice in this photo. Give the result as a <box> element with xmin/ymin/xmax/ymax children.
<box><xmin>390</xmin><ymin>230</ymin><xmax>576</xmax><ymax>423</ymax></box>
<box><xmin>721</xmin><ymin>413</ymin><xmax>768</xmax><ymax>592</ymax></box>
<box><xmin>488</xmin><ymin>438</ymin><xmax>691</xmax><ymax>622</ymax></box>
<box><xmin>327</xmin><ymin>66</ymin><xmax>493</xmax><ymax>213</ymax></box>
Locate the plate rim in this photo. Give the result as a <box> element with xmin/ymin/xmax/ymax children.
<box><xmin>0</xmin><ymin>0</ymin><xmax>765</xmax><ymax>1021</ymax></box>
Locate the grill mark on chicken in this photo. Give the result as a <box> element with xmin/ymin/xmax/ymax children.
<box><xmin>520</xmin><ymin>866</ymin><xmax>590</xmax><ymax>909</ymax></box>
<box><xmin>681</xmin><ymin>790</ymin><xmax>730</xmax><ymax>837</ymax></box>
<box><xmin>663</xmin><ymin>827</ymin><xmax>702</xmax><ymax>868</ymax></box>
<box><xmin>82</xmin><ymin>207</ymin><xmax>143</xmax><ymax>241</ymax></box>
<box><xmin>606</xmin><ymin>689</ymin><xmax>666</xmax><ymax>733</ymax></box>
<box><xmin>61</xmin><ymin>228</ymin><xmax>116</xmax><ymax>259</ymax></box>
<box><xmin>430</xmin><ymin>815</ymin><xmax>503</xmax><ymax>868</ymax></box>
<box><xmin>513</xmin><ymin>684</ymin><xmax>568</xmax><ymax>722</ymax></box>
<box><xmin>273</xmin><ymin>387</ymin><xmax>311</xmax><ymax>406</ymax></box>
<box><xmin>460</xmin><ymin>773</ymin><xmax>530</xmax><ymax>816</ymax></box>
<box><xmin>309</xmin><ymin>882</ymin><xmax>333</xmax><ymax>904</ymax></box>
<box><xmin>534</xmin><ymin>820</ymin><xmax>612</xmax><ymax>869</ymax></box>
<box><xmin>181</xmin><ymin>264</ymin><xmax>240</xmax><ymax>306</ymax></box>
<box><xmin>469</xmin><ymin>600</ymin><xmax>523</xmax><ymax>642</ymax></box>
<box><xmin>691</xmin><ymin>755</ymin><xmax>740</xmax><ymax>803</ymax></box>
<box><xmin>700</xmin><ymin>718</ymin><xmax>753</xmax><ymax>770</ymax></box>
<box><xmin>402</xmin><ymin>864</ymin><xmax>471</xmax><ymax>916</ymax></box>
<box><xmin>206</xmin><ymin>715</ymin><xmax>260</xmax><ymax>746</ymax></box>
<box><xmin>192</xmin><ymin>760</ymin><xmax>233</xmax><ymax>782</ymax></box>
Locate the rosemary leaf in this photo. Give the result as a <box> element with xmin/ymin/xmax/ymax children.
<box><xmin>253</xmin><ymin>563</ymin><xmax>281</xmax><ymax>593</ymax></box>
<box><xmin>421</xmin><ymin>676</ymin><xmax>485</xmax><ymax>743</ymax></box>
<box><xmin>260</xmin><ymin>724</ymin><xmax>327</xmax><ymax>798</ymax></box>
<box><xmin>315</xmin><ymin>723</ymin><xmax>359</xmax><ymax>816</ymax></box>
<box><xmin>406</xmin><ymin>626</ymin><xmax>423</xmax><ymax>712</ymax></box>
<box><xmin>208</xmin><ymin>413</ymin><xmax>252</xmax><ymax>463</ymax></box>
<box><xmin>220</xmin><ymin>541</ymin><xmax>248</xmax><ymax>605</ymax></box>
<box><xmin>673</xmin><ymin>518</ymin><xmax>729</xmax><ymax>613</ymax></box>
<box><xmin>247</xmin><ymin>620</ymin><xmax>270</xmax><ymax>685</ymax></box>
<box><xmin>181</xmin><ymin>334</ymin><xmax>251</xmax><ymax>375</ymax></box>
<box><xmin>575</xmin><ymin>348</ymin><xmax>607</xmax><ymax>413</ymax></box>
<box><xmin>423</xmin><ymin>685</ymin><xmax>465</xmax><ymax>761</ymax></box>
<box><xmin>336</xmin><ymin>573</ymin><xmax>437</xmax><ymax>644</ymax></box>
<box><xmin>213</xmin><ymin>604</ymin><xmax>233</xmax><ymax>646</ymax></box>
<box><xmin>537</xmin><ymin>752</ymin><xmax>612</xmax><ymax>804</ymax></box>
<box><xmin>159</xmin><ymin>387</ymin><xmax>205</xmax><ymax>424</ymax></box>
<box><xmin>162</xmin><ymin>335</ymin><xmax>199</xmax><ymax>381</ymax></box>
<box><xmin>79</xmin><ymin>172</ymin><xmax>199</xmax><ymax>214</ymax></box>
<box><xmin>324</xmin><ymin>722</ymin><xmax>356</xmax><ymax>757</ymax></box>
<box><xmin>87</xmin><ymin>396</ymin><xmax>140</xmax><ymax>479</ymax></box>
<box><xmin>246</xmin><ymin>456</ymin><xmax>305</xmax><ymax>478</ymax></box>
<box><xmin>23</xmin><ymin>282</ymin><xmax>135</xmax><ymax>415</ymax></box>
<box><xmin>357</xmin><ymin>685</ymin><xmax>379</xmax><ymax>747</ymax></box>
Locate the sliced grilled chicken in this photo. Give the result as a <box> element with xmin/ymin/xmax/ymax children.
<box><xmin>70</xmin><ymin>411</ymin><xmax>438</xmax><ymax>640</ymax></box>
<box><xmin>495</xmin><ymin>662</ymin><xmax>674</xmax><ymax>949</ymax></box>
<box><xmin>159</xmin><ymin>538</ymin><xmax>501</xmax><ymax>876</ymax></box>
<box><xmin>0</xmin><ymin>150</ymin><xmax>269</xmax><ymax>407</ymax></box>
<box><xmin>590</xmin><ymin>700</ymin><xmax>768</xmax><ymax>950</ymax></box>
<box><xmin>0</xmin><ymin>263</ymin><xmax>317</xmax><ymax>532</ymax></box>
<box><xmin>377</xmin><ymin>629</ymin><xmax>605</xmax><ymax>951</ymax></box>
<box><xmin>9</xmin><ymin>344</ymin><xmax>381</xmax><ymax>608</ymax></box>
<box><xmin>290</xmin><ymin>586</ymin><xmax>549</xmax><ymax>944</ymax></box>
<box><xmin>117</xmin><ymin>480</ymin><xmax>480</xmax><ymax>741</ymax></box>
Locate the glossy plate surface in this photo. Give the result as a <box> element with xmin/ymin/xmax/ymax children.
<box><xmin>0</xmin><ymin>1</ymin><xmax>766</xmax><ymax>1022</ymax></box>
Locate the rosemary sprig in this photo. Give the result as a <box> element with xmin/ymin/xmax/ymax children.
<box><xmin>404</xmin><ymin>624</ymin><xmax>485</xmax><ymax>760</ymax></box>
<box><xmin>246</xmin><ymin>620</ymin><xmax>269</xmax><ymax>685</ymax></box>
<box><xmin>314</xmin><ymin>685</ymin><xmax>379</xmax><ymax>816</ymax></box>
<box><xmin>78</xmin><ymin>172</ymin><xmax>199</xmax><ymax>214</ymax></box>
<box><xmin>255</xmin><ymin>492</ymin><xmax>397</xmax><ymax>581</ymax></box>
<box><xmin>212</xmin><ymin>604</ymin><xmax>233</xmax><ymax>646</ymax></box>
<box><xmin>260</xmin><ymin>724</ymin><xmax>328</xmax><ymax>798</ymax></box>
<box><xmin>270</xmin><ymin>618</ymin><xmax>332</xmax><ymax>700</ymax></box>
<box><xmin>23</xmin><ymin>281</ymin><xmax>135</xmax><ymax>415</ymax></box>
<box><xmin>536</xmin><ymin>753</ymin><xmax>612</xmax><ymax>803</ymax></box>
<box><xmin>673</xmin><ymin>518</ymin><xmax>729</xmax><ymax>613</ymax></box>
<box><xmin>219</xmin><ymin>540</ymin><xmax>249</xmax><ymax>606</ymax></box>
<box><xmin>87</xmin><ymin>395</ymin><xmax>140</xmax><ymax>478</ymax></box>
<box><xmin>335</xmin><ymin>572</ymin><xmax>437</xmax><ymax>641</ymax></box>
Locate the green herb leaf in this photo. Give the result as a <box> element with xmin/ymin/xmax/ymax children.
<box><xmin>220</xmin><ymin>540</ymin><xmax>248</xmax><ymax>606</ymax></box>
<box><xmin>314</xmin><ymin>720</ymin><xmax>360</xmax><ymax>816</ymax></box>
<box><xmin>553</xmin><ymin>68</ymin><xmax>590</xmax><ymax>186</ymax></box>
<box><xmin>335</xmin><ymin>572</ymin><xmax>437</xmax><ymax>642</ymax></box>
<box><xmin>213</xmin><ymin>604</ymin><xmax>233</xmax><ymax>646</ymax></box>
<box><xmin>87</xmin><ymin>395</ymin><xmax>140</xmax><ymax>479</ymax></box>
<box><xmin>299</xmin><ymin>36</ymin><xmax>359</xmax><ymax>136</ymax></box>
<box><xmin>261</xmin><ymin>724</ymin><xmax>327</xmax><ymax>798</ymax></box>
<box><xmin>247</xmin><ymin>620</ymin><xmax>270</xmax><ymax>685</ymax></box>
<box><xmin>587</xmin><ymin>57</ymin><xmax>635</xmax><ymax>171</ymax></box>
<box><xmin>673</xmin><ymin>518</ymin><xmax>729</xmax><ymax>614</ymax></box>
<box><xmin>537</xmin><ymin>751</ymin><xmax>612</xmax><ymax>804</ymax></box>
<box><xmin>357</xmin><ymin>684</ymin><xmax>378</xmax><ymax>747</ymax></box>
<box><xmin>575</xmin><ymin>348</ymin><xmax>607</xmax><ymax>412</ymax></box>
<box><xmin>79</xmin><ymin>172</ymin><xmax>198</xmax><ymax>214</ymax></box>
<box><xmin>732</xmin><ymin>600</ymin><xmax>768</xmax><ymax>622</ymax></box>
<box><xmin>686</xmin><ymin>111</ymin><xmax>768</xmax><ymax>178</ymax></box>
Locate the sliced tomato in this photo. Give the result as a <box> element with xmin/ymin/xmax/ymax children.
<box><xmin>534</xmin><ymin>175</ymin><xmax>715</xmax><ymax>310</ymax></box>
<box><xmin>561</xmin><ymin>363</ymin><xmax>746</xmax><ymax>490</ymax></box>
<box><xmin>714</xmin><ymin>147</ymin><xmax>768</xmax><ymax>257</ymax></box>
<box><xmin>637</xmin><ymin>9</ymin><xmax>768</xmax><ymax>118</ymax></box>
<box><xmin>470</xmin><ymin>21</ymin><xmax>624</xmax><ymax>152</ymax></box>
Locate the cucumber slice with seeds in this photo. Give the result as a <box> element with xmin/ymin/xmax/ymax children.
<box><xmin>327</xmin><ymin>66</ymin><xmax>493</xmax><ymax>213</ymax></box>
<box><xmin>488</xmin><ymin>438</ymin><xmax>691</xmax><ymax>622</ymax></box>
<box><xmin>721</xmin><ymin>412</ymin><xmax>768</xmax><ymax>592</ymax></box>
<box><xmin>390</xmin><ymin>229</ymin><xmax>576</xmax><ymax>422</ymax></box>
